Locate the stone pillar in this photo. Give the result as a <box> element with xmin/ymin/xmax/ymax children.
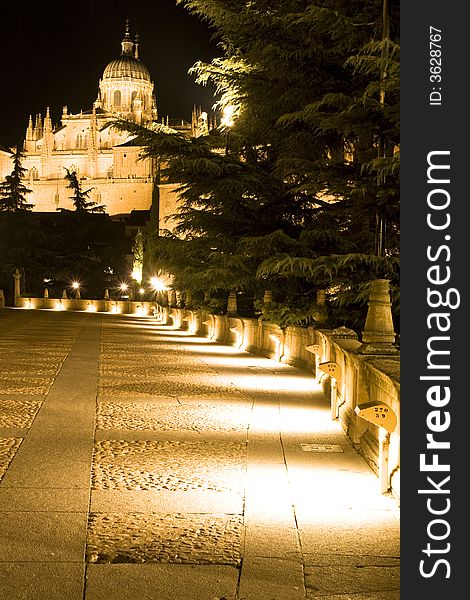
<box><xmin>168</xmin><ymin>289</ymin><xmax>177</xmax><ymax>308</ymax></box>
<box><xmin>204</xmin><ymin>291</ymin><xmax>211</xmax><ymax>303</ymax></box>
<box><xmin>0</xmin><ymin>289</ymin><xmax>5</xmax><ymax>308</ymax></box>
<box><xmin>360</xmin><ymin>279</ymin><xmax>398</xmax><ymax>354</ymax></box>
<box><xmin>175</xmin><ymin>290</ymin><xmax>182</xmax><ymax>308</ymax></box>
<box><xmin>227</xmin><ymin>291</ymin><xmax>238</xmax><ymax>315</ymax></box>
<box><xmin>263</xmin><ymin>290</ymin><xmax>273</xmax><ymax>305</ymax></box>
<box><xmin>44</xmin><ymin>288</ymin><xmax>49</xmax><ymax>298</ymax></box>
<box><xmin>104</xmin><ymin>289</ymin><xmax>110</xmax><ymax>300</ymax></box>
<box><xmin>62</xmin><ymin>289</ymin><xmax>68</xmax><ymax>299</ymax></box>
<box><xmin>313</xmin><ymin>289</ymin><xmax>328</xmax><ymax>324</ymax></box>
<box><xmin>13</xmin><ymin>269</ymin><xmax>21</xmax><ymax>307</ymax></box>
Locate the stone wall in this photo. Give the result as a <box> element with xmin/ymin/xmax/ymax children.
<box><xmin>24</xmin><ymin>178</ymin><xmax>154</xmax><ymax>214</ymax></box>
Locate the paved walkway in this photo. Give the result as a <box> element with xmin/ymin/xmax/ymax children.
<box><xmin>0</xmin><ymin>309</ymin><xmax>399</xmax><ymax>599</ymax></box>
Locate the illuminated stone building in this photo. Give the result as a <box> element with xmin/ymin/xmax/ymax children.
<box><xmin>0</xmin><ymin>22</ymin><xmax>213</xmax><ymax>224</ymax></box>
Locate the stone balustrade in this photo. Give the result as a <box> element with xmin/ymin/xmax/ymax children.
<box><xmin>14</xmin><ymin>296</ymin><xmax>156</xmax><ymax>317</ymax></box>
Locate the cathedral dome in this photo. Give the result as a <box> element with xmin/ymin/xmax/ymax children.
<box><xmin>103</xmin><ymin>55</ymin><xmax>151</xmax><ymax>81</ymax></box>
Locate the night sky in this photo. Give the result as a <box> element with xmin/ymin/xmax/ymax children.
<box><xmin>0</xmin><ymin>0</ymin><xmax>221</xmax><ymax>148</ymax></box>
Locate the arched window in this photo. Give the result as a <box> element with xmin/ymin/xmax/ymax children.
<box><xmin>114</xmin><ymin>90</ymin><xmax>121</xmax><ymax>107</ymax></box>
<box><xmin>76</xmin><ymin>134</ymin><xmax>83</xmax><ymax>149</ymax></box>
<box><xmin>31</xmin><ymin>166</ymin><xmax>39</xmax><ymax>180</ymax></box>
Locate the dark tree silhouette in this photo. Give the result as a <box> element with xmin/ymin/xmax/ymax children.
<box><xmin>60</xmin><ymin>168</ymin><xmax>106</xmax><ymax>213</ymax></box>
<box><xmin>0</xmin><ymin>145</ymin><xmax>33</xmax><ymax>211</ymax></box>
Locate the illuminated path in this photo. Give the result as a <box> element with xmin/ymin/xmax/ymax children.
<box><xmin>0</xmin><ymin>309</ymin><xmax>399</xmax><ymax>600</ymax></box>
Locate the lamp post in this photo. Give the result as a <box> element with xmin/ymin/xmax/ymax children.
<box><xmin>71</xmin><ymin>281</ymin><xmax>81</xmax><ymax>299</ymax></box>
<box><xmin>150</xmin><ymin>276</ymin><xmax>166</xmax><ymax>305</ymax></box>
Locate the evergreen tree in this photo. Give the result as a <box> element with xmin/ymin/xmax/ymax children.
<box><xmin>0</xmin><ymin>145</ymin><xmax>33</xmax><ymax>211</ymax></box>
<box><xmin>117</xmin><ymin>0</ymin><xmax>400</xmax><ymax>332</ymax></box>
<box><xmin>60</xmin><ymin>168</ymin><xmax>106</xmax><ymax>213</ymax></box>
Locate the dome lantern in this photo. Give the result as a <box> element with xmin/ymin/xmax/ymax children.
<box><xmin>121</xmin><ymin>18</ymin><xmax>134</xmax><ymax>56</ymax></box>
<box><xmin>99</xmin><ymin>20</ymin><xmax>157</xmax><ymax>123</ymax></box>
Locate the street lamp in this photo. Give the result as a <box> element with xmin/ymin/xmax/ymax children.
<box><xmin>71</xmin><ymin>281</ymin><xmax>81</xmax><ymax>299</ymax></box>
<box><xmin>150</xmin><ymin>276</ymin><xmax>167</xmax><ymax>305</ymax></box>
<box><xmin>119</xmin><ymin>282</ymin><xmax>130</xmax><ymax>299</ymax></box>
<box><xmin>150</xmin><ymin>276</ymin><xmax>166</xmax><ymax>292</ymax></box>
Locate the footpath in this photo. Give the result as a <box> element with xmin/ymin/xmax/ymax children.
<box><xmin>0</xmin><ymin>309</ymin><xmax>399</xmax><ymax>599</ymax></box>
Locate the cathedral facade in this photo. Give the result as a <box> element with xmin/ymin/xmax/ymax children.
<box><xmin>0</xmin><ymin>23</ymin><xmax>211</xmax><ymax>223</ymax></box>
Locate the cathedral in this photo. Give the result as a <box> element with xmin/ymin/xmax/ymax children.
<box><xmin>0</xmin><ymin>21</ymin><xmax>213</xmax><ymax>225</ymax></box>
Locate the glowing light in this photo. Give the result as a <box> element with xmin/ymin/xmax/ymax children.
<box><xmin>139</xmin><ymin>288</ymin><xmax>145</xmax><ymax>295</ymax></box>
<box><xmin>221</xmin><ymin>105</ymin><xmax>236</xmax><ymax>128</ymax></box>
<box><xmin>86</xmin><ymin>303</ymin><xmax>97</xmax><ymax>312</ymax></box>
<box><xmin>55</xmin><ymin>301</ymin><xmax>64</xmax><ymax>311</ymax></box>
<box><xmin>150</xmin><ymin>277</ymin><xmax>166</xmax><ymax>292</ymax></box>
<box><xmin>120</xmin><ymin>283</ymin><xmax>129</xmax><ymax>292</ymax></box>
<box><xmin>135</xmin><ymin>305</ymin><xmax>148</xmax><ymax>316</ymax></box>
<box><xmin>71</xmin><ymin>281</ymin><xmax>80</xmax><ymax>290</ymax></box>
<box><xmin>131</xmin><ymin>269</ymin><xmax>142</xmax><ymax>282</ymax></box>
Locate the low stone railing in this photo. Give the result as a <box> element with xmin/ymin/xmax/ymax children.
<box><xmin>14</xmin><ymin>296</ymin><xmax>156</xmax><ymax>316</ymax></box>
<box><xmin>163</xmin><ymin>306</ymin><xmax>400</xmax><ymax>501</ymax></box>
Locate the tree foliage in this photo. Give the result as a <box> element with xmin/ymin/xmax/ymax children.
<box><xmin>60</xmin><ymin>168</ymin><xmax>106</xmax><ymax>213</ymax></box>
<box><xmin>0</xmin><ymin>145</ymin><xmax>33</xmax><ymax>211</ymax></box>
<box><xmin>117</xmin><ymin>0</ymin><xmax>400</xmax><ymax>333</ymax></box>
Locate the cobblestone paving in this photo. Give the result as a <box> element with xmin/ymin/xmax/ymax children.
<box><xmin>99</xmin><ymin>364</ymin><xmax>214</xmax><ymax>377</ymax></box>
<box><xmin>0</xmin><ymin>317</ymin><xmax>83</xmax><ymax>399</ymax></box>
<box><xmin>0</xmin><ymin>438</ymin><xmax>22</xmax><ymax>481</ymax></box>
<box><xmin>0</xmin><ymin>377</ymin><xmax>53</xmax><ymax>395</ymax></box>
<box><xmin>97</xmin><ymin>401</ymin><xmax>251</xmax><ymax>432</ymax></box>
<box><xmin>86</xmin><ymin>513</ymin><xmax>243</xmax><ymax>565</ymax></box>
<box><xmin>92</xmin><ymin>440</ymin><xmax>246</xmax><ymax>492</ymax></box>
<box><xmin>0</xmin><ymin>399</ymin><xmax>43</xmax><ymax>428</ymax></box>
<box><xmin>97</xmin><ymin>378</ymin><xmax>245</xmax><ymax>398</ymax></box>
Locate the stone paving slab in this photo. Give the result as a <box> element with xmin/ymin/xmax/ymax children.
<box><xmin>84</xmin><ymin>564</ymin><xmax>239</xmax><ymax>600</ymax></box>
<box><xmin>238</xmin><ymin>557</ymin><xmax>305</xmax><ymax>600</ymax></box>
<box><xmin>304</xmin><ymin>564</ymin><xmax>400</xmax><ymax>597</ymax></box>
<box><xmin>91</xmin><ymin>489</ymin><xmax>244</xmax><ymax>514</ymax></box>
<box><xmin>1</xmin><ymin>458</ymin><xmax>92</xmax><ymax>489</ymax></box>
<box><xmin>0</xmin><ymin>488</ymin><xmax>90</xmax><ymax>512</ymax></box>
<box><xmin>0</xmin><ymin>511</ymin><xmax>87</xmax><ymax>561</ymax></box>
<box><xmin>298</xmin><ymin>510</ymin><xmax>400</xmax><ymax>557</ymax></box>
<box><xmin>0</xmin><ymin>562</ymin><xmax>85</xmax><ymax>600</ymax></box>
<box><xmin>243</xmin><ymin>526</ymin><xmax>302</xmax><ymax>561</ymax></box>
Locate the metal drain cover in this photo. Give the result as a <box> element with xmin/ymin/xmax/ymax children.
<box><xmin>301</xmin><ymin>443</ymin><xmax>343</xmax><ymax>453</ymax></box>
